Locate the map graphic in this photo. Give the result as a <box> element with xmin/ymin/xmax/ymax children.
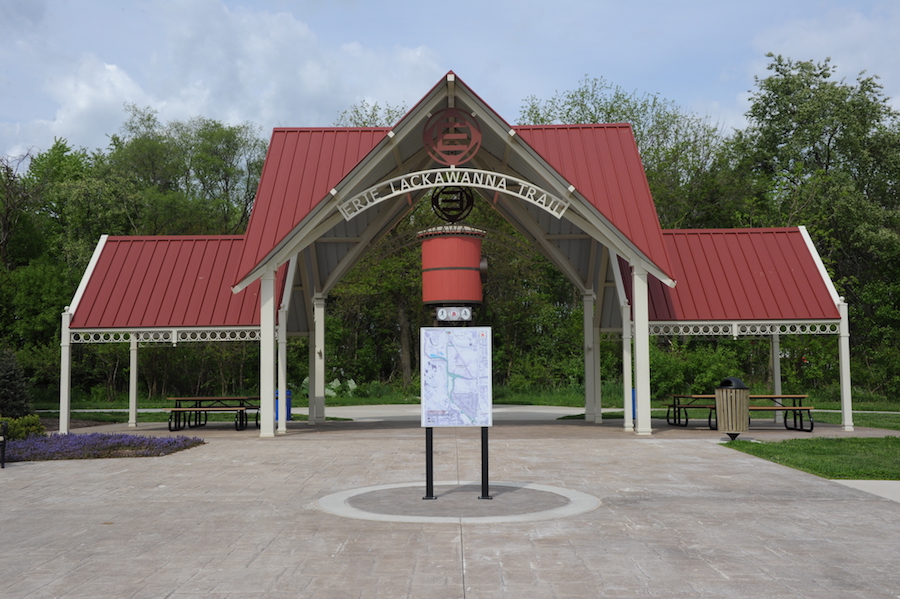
<box><xmin>420</xmin><ymin>327</ymin><xmax>492</xmax><ymax>427</ymax></box>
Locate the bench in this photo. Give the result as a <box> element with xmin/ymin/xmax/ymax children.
<box><xmin>668</xmin><ymin>395</ymin><xmax>815</xmax><ymax>432</ymax></box>
<box><xmin>167</xmin><ymin>406</ymin><xmax>257</xmax><ymax>432</ymax></box>
<box><xmin>1</xmin><ymin>420</ymin><xmax>7</xmax><ymax>468</ymax></box>
<box><xmin>747</xmin><ymin>405</ymin><xmax>814</xmax><ymax>432</ymax></box>
<box><xmin>665</xmin><ymin>402</ymin><xmax>715</xmax><ymax>427</ymax></box>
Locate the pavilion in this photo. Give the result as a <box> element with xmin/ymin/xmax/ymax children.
<box><xmin>59</xmin><ymin>73</ymin><xmax>853</xmax><ymax>436</ymax></box>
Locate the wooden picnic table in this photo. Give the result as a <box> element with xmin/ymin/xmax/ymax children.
<box><xmin>167</xmin><ymin>397</ymin><xmax>260</xmax><ymax>432</ymax></box>
<box><xmin>667</xmin><ymin>394</ymin><xmax>814</xmax><ymax>432</ymax></box>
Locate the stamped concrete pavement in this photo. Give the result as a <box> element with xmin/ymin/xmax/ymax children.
<box><xmin>2</xmin><ymin>410</ymin><xmax>899</xmax><ymax>598</ymax></box>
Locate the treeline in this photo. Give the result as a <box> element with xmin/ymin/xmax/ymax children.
<box><xmin>2</xmin><ymin>54</ymin><xmax>900</xmax><ymax>405</ymax></box>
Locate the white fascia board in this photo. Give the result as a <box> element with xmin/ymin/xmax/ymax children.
<box><xmin>799</xmin><ymin>225</ymin><xmax>842</xmax><ymax>304</ymax></box>
<box><xmin>68</xmin><ymin>235</ymin><xmax>108</xmax><ymax>315</ymax></box>
<box><xmin>280</xmin><ymin>255</ymin><xmax>298</xmax><ymax>311</ymax></box>
<box><xmin>610</xmin><ymin>250</ymin><xmax>628</xmax><ymax>308</ymax></box>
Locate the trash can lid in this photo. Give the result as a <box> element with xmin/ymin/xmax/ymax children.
<box><xmin>718</xmin><ymin>376</ymin><xmax>749</xmax><ymax>389</ymax></box>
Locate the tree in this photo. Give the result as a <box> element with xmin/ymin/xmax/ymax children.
<box><xmin>519</xmin><ymin>76</ymin><xmax>728</xmax><ymax>228</ymax></box>
<box><xmin>0</xmin><ymin>347</ymin><xmax>31</xmax><ymax>418</ymax></box>
<box><xmin>733</xmin><ymin>54</ymin><xmax>900</xmax><ymax>394</ymax></box>
<box><xmin>0</xmin><ymin>107</ymin><xmax>270</xmax><ymax>401</ymax></box>
<box><xmin>107</xmin><ymin>105</ymin><xmax>268</xmax><ymax>235</ymax></box>
<box><xmin>334</xmin><ymin>100</ymin><xmax>407</xmax><ymax>128</ymax></box>
<box><xmin>326</xmin><ymin>100</ymin><xmax>421</xmax><ymax>388</ymax></box>
<box><xmin>0</xmin><ymin>152</ymin><xmax>42</xmax><ymax>269</ymax></box>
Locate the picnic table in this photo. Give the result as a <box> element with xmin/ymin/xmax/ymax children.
<box><xmin>667</xmin><ymin>394</ymin><xmax>814</xmax><ymax>432</ymax></box>
<box><xmin>167</xmin><ymin>397</ymin><xmax>260</xmax><ymax>432</ymax></box>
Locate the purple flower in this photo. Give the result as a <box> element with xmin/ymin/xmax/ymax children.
<box><xmin>6</xmin><ymin>433</ymin><xmax>205</xmax><ymax>462</ymax></box>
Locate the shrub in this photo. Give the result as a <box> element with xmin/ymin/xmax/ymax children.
<box><xmin>0</xmin><ymin>414</ymin><xmax>47</xmax><ymax>441</ymax></box>
<box><xmin>0</xmin><ymin>348</ymin><xmax>31</xmax><ymax>418</ymax></box>
<box><xmin>650</xmin><ymin>337</ymin><xmax>740</xmax><ymax>399</ymax></box>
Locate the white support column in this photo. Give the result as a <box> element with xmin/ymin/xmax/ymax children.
<box><xmin>583</xmin><ymin>293</ymin><xmax>596</xmax><ymax>423</ymax></box>
<box><xmin>771</xmin><ymin>332</ymin><xmax>783</xmax><ymax>424</ymax></box>
<box><xmin>771</xmin><ymin>333</ymin><xmax>782</xmax><ymax>395</ymax></box>
<box><xmin>308</xmin><ymin>335</ymin><xmax>317</xmax><ymax>424</ymax></box>
<box><xmin>129</xmin><ymin>336</ymin><xmax>138</xmax><ymax>427</ymax></box>
<box><xmin>313</xmin><ymin>295</ymin><xmax>327</xmax><ymax>424</ymax></box>
<box><xmin>259</xmin><ymin>270</ymin><xmax>277</xmax><ymax>438</ymax></box>
<box><xmin>277</xmin><ymin>308</ymin><xmax>288</xmax><ymax>434</ymax></box>
<box><xmin>593</xmin><ymin>323</ymin><xmax>602</xmax><ymax>423</ymax></box>
<box><xmin>838</xmin><ymin>298</ymin><xmax>854</xmax><ymax>431</ymax></box>
<box><xmin>59</xmin><ymin>310</ymin><xmax>72</xmax><ymax>435</ymax></box>
<box><xmin>632</xmin><ymin>267</ymin><xmax>652</xmax><ymax>435</ymax></box>
<box><xmin>622</xmin><ymin>302</ymin><xmax>633</xmax><ymax>432</ymax></box>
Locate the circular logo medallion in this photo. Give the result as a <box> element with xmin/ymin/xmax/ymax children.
<box><xmin>432</xmin><ymin>186</ymin><xmax>475</xmax><ymax>222</ymax></box>
<box><xmin>423</xmin><ymin>108</ymin><xmax>482</xmax><ymax>166</ymax></box>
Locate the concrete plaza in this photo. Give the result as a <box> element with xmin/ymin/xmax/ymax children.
<box><xmin>2</xmin><ymin>408</ymin><xmax>899</xmax><ymax>598</ymax></box>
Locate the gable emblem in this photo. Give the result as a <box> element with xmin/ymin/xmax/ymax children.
<box><xmin>423</xmin><ymin>108</ymin><xmax>482</xmax><ymax>166</ymax></box>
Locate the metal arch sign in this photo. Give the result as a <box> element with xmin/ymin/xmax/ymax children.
<box><xmin>337</xmin><ymin>168</ymin><xmax>570</xmax><ymax>220</ymax></box>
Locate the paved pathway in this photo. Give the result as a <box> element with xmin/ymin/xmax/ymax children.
<box><xmin>2</xmin><ymin>410</ymin><xmax>899</xmax><ymax>598</ymax></box>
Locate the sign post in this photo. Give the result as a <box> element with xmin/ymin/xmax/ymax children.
<box><xmin>423</xmin><ymin>427</ymin><xmax>436</xmax><ymax>500</ymax></box>
<box><xmin>480</xmin><ymin>426</ymin><xmax>491</xmax><ymax>500</ymax></box>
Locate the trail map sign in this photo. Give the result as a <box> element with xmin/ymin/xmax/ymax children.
<box><xmin>421</xmin><ymin>327</ymin><xmax>492</xmax><ymax>427</ymax></box>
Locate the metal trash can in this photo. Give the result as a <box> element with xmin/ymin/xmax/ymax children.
<box><xmin>715</xmin><ymin>377</ymin><xmax>749</xmax><ymax>440</ymax></box>
<box><xmin>275</xmin><ymin>390</ymin><xmax>292</xmax><ymax>421</ymax></box>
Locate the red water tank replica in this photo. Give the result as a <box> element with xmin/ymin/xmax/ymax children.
<box><xmin>418</xmin><ymin>226</ymin><xmax>485</xmax><ymax>305</ymax></box>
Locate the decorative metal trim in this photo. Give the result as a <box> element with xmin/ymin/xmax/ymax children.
<box><xmin>648</xmin><ymin>321</ymin><xmax>840</xmax><ymax>337</ymax></box>
<box><xmin>177</xmin><ymin>329</ymin><xmax>261</xmax><ymax>343</ymax></box>
<box><xmin>71</xmin><ymin>328</ymin><xmax>261</xmax><ymax>344</ymax></box>
<box><xmin>72</xmin><ymin>331</ymin><xmax>135</xmax><ymax>344</ymax></box>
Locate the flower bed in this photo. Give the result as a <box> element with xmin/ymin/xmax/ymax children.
<box><xmin>6</xmin><ymin>433</ymin><xmax>205</xmax><ymax>462</ymax></box>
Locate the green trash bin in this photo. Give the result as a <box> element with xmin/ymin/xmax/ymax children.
<box><xmin>715</xmin><ymin>377</ymin><xmax>749</xmax><ymax>440</ymax></box>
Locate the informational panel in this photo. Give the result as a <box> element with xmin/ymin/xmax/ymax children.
<box><xmin>421</xmin><ymin>327</ymin><xmax>492</xmax><ymax>427</ymax></box>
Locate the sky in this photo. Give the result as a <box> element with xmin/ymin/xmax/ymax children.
<box><xmin>1</xmin><ymin>0</ymin><xmax>899</xmax><ymax>158</ymax></box>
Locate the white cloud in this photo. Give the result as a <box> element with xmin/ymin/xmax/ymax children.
<box><xmin>0</xmin><ymin>0</ymin><xmax>442</xmax><ymax>155</ymax></box>
<box><xmin>752</xmin><ymin>4</ymin><xmax>900</xmax><ymax>108</ymax></box>
<box><xmin>4</xmin><ymin>0</ymin><xmax>900</xmax><ymax>157</ymax></box>
<box><xmin>46</xmin><ymin>55</ymin><xmax>147</xmax><ymax>150</ymax></box>
<box><xmin>150</xmin><ymin>1</ymin><xmax>440</xmax><ymax>128</ymax></box>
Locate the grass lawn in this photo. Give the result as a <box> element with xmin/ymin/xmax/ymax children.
<box><xmin>725</xmin><ymin>436</ymin><xmax>900</xmax><ymax>480</ymax></box>
<box><xmin>813</xmin><ymin>410</ymin><xmax>900</xmax><ymax>431</ymax></box>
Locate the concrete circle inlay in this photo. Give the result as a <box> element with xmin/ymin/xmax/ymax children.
<box><xmin>315</xmin><ymin>481</ymin><xmax>600</xmax><ymax>523</ymax></box>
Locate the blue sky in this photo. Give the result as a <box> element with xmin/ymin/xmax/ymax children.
<box><xmin>2</xmin><ymin>0</ymin><xmax>898</xmax><ymax>157</ymax></box>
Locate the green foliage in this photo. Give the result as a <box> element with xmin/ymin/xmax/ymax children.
<box><xmin>0</xmin><ymin>347</ymin><xmax>31</xmax><ymax>418</ymax></box>
<box><xmin>1</xmin><ymin>152</ymin><xmax>43</xmax><ymax>269</ymax></box>
<box><xmin>732</xmin><ymin>54</ymin><xmax>900</xmax><ymax>399</ymax></box>
<box><xmin>519</xmin><ymin>76</ymin><xmax>727</xmax><ymax>228</ymax></box>
<box><xmin>4</xmin><ymin>56</ymin><xmax>900</xmax><ymax>406</ymax></box>
<box><xmin>334</xmin><ymin>100</ymin><xmax>408</xmax><ymax>127</ymax></box>
<box><xmin>326</xmin><ymin>212</ymin><xmax>426</xmax><ymax>387</ymax></box>
<box><xmin>106</xmin><ymin>106</ymin><xmax>267</xmax><ymax>235</ymax></box>
<box><xmin>649</xmin><ymin>338</ymin><xmax>740</xmax><ymax>399</ymax></box>
<box><xmin>0</xmin><ymin>414</ymin><xmax>46</xmax><ymax>440</ymax></box>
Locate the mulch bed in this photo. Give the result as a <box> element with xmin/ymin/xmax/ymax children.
<box><xmin>39</xmin><ymin>417</ymin><xmax>113</xmax><ymax>431</ymax></box>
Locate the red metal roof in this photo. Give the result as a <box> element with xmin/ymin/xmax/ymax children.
<box><xmin>621</xmin><ymin>228</ymin><xmax>840</xmax><ymax>321</ymax></box>
<box><xmin>236</xmin><ymin>123</ymin><xmax>675</xmax><ymax>288</ymax></box>
<box><xmin>515</xmin><ymin>124</ymin><xmax>674</xmax><ymax>280</ymax></box>
<box><xmin>234</xmin><ymin>127</ymin><xmax>390</xmax><ymax>286</ymax></box>
<box><xmin>70</xmin><ymin>236</ymin><xmax>286</xmax><ymax>329</ymax></box>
